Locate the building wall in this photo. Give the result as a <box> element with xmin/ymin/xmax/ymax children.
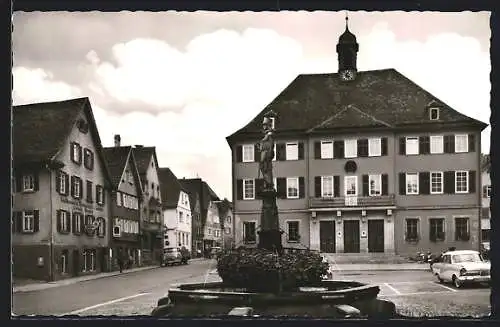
<box><xmin>203</xmin><ymin>201</ymin><xmax>222</xmax><ymax>247</ymax></box>
<box><xmin>162</xmin><ymin>191</ymin><xmax>192</xmax><ymax>249</ymax></box>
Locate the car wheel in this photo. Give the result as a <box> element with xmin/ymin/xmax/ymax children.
<box><xmin>436</xmin><ymin>274</ymin><xmax>444</xmax><ymax>283</ymax></box>
<box><xmin>452</xmin><ymin>275</ymin><xmax>462</xmax><ymax>288</ymax></box>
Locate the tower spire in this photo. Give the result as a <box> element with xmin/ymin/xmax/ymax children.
<box><xmin>345</xmin><ymin>11</ymin><xmax>349</xmax><ymax>30</ymax></box>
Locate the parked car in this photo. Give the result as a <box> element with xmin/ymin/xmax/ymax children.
<box><xmin>431</xmin><ymin>250</ymin><xmax>490</xmax><ymax>288</ymax></box>
<box><xmin>163</xmin><ymin>247</ymin><xmax>188</xmax><ymax>266</ymax></box>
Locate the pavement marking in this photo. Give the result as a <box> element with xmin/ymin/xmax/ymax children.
<box><xmin>63</xmin><ymin>292</ymin><xmax>151</xmax><ymax>315</ymax></box>
<box><xmin>384</xmin><ymin>283</ymin><xmax>401</xmax><ymax>295</ymax></box>
<box><xmin>432</xmin><ymin>282</ymin><xmax>458</xmax><ymax>292</ymax></box>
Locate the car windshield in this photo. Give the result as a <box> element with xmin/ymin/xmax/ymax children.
<box><xmin>452</xmin><ymin>253</ymin><xmax>482</xmax><ymax>263</ymax></box>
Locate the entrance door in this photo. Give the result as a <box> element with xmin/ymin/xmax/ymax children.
<box><xmin>319</xmin><ymin>221</ymin><xmax>336</xmax><ymax>253</ymax></box>
<box><xmin>368</xmin><ymin>220</ymin><xmax>385</xmax><ymax>253</ymax></box>
<box><xmin>72</xmin><ymin>249</ymin><xmax>80</xmax><ymax>277</ymax></box>
<box><xmin>343</xmin><ymin>220</ymin><xmax>360</xmax><ymax>253</ymax></box>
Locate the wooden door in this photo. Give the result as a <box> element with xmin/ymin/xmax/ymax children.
<box><xmin>320</xmin><ymin>221</ymin><xmax>336</xmax><ymax>253</ymax></box>
<box><xmin>343</xmin><ymin>220</ymin><xmax>360</xmax><ymax>253</ymax></box>
<box><xmin>72</xmin><ymin>249</ymin><xmax>80</xmax><ymax>277</ymax></box>
<box><xmin>368</xmin><ymin>219</ymin><xmax>385</xmax><ymax>253</ymax></box>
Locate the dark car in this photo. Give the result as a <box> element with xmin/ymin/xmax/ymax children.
<box><xmin>163</xmin><ymin>247</ymin><xmax>189</xmax><ymax>266</ymax></box>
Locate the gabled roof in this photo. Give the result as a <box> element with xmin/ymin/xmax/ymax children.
<box><xmin>13</xmin><ymin>97</ymin><xmax>113</xmax><ymax>187</ymax></box>
<box><xmin>179</xmin><ymin>178</ymin><xmax>220</xmax><ymax>217</ymax></box>
<box><xmin>102</xmin><ymin>146</ymin><xmax>132</xmax><ymax>187</ymax></box>
<box><xmin>179</xmin><ymin>179</ymin><xmax>200</xmax><ymax>214</ymax></box>
<box><xmin>132</xmin><ymin>146</ymin><xmax>159</xmax><ymax>175</ymax></box>
<box><xmin>158</xmin><ymin>167</ymin><xmax>184</xmax><ymax>209</ymax></box>
<box><xmin>227</xmin><ymin>69</ymin><xmax>488</xmax><ymax>143</ymax></box>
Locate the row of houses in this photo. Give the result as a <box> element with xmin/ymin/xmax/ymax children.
<box><xmin>12</xmin><ymin>98</ymin><xmax>232</xmax><ymax>281</ymax></box>
<box><xmin>226</xmin><ymin>21</ymin><xmax>490</xmax><ymax>256</ymax></box>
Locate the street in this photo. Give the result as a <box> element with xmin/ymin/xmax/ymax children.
<box><xmin>13</xmin><ymin>261</ymin><xmax>490</xmax><ymax>318</ymax></box>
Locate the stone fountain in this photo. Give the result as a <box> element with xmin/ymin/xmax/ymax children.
<box><xmin>151</xmin><ymin>111</ymin><xmax>396</xmax><ymax>318</ymax></box>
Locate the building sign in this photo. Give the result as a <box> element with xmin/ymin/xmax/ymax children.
<box><xmin>345</xmin><ymin>196</ymin><xmax>358</xmax><ymax>206</ymax></box>
<box><xmin>61</xmin><ymin>196</ymin><xmax>104</xmax><ymax>212</ymax></box>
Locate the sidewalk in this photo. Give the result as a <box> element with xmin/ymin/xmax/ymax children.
<box><xmin>13</xmin><ymin>258</ymin><xmax>207</xmax><ymax>294</ymax></box>
<box><xmin>329</xmin><ymin>262</ymin><xmax>430</xmax><ymax>272</ymax></box>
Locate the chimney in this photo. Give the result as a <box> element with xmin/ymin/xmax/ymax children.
<box><xmin>114</xmin><ymin>134</ymin><xmax>121</xmax><ymax>147</ymax></box>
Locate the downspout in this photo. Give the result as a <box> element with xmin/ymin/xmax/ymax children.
<box><xmin>47</xmin><ymin>164</ymin><xmax>55</xmax><ymax>281</ymax></box>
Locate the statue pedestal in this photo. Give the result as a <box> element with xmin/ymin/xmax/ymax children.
<box><xmin>257</xmin><ymin>188</ymin><xmax>283</xmax><ymax>254</ymax></box>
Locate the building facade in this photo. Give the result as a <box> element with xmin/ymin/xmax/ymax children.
<box><xmin>203</xmin><ymin>200</ymin><xmax>222</xmax><ymax>251</ymax></box>
<box><xmin>481</xmin><ymin>154</ymin><xmax>491</xmax><ymax>247</ymax></box>
<box><xmin>102</xmin><ymin>142</ymin><xmax>143</xmax><ymax>271</ymax></box>
<box><xmin>159</xmin><ymin>168</ymin><xmax>192</xmax><ymax>251</ymax></box>
<box><xmin>12</xmin><ymin>98</ymin><xmax>112</xmax><ymax>281</ymax></box>
<box><xmin>226</xmin><ymin>22</ymin><xmax>487</xmax><ymax>257</ymax></box>
<box><xmin>132</xmin><ymin>145</ymin><xmax>163</xmax><ymax>265</ymax></box>
<box><xmin>217</xmin><ymin>200</ymin><xmax>234</xmax><ymax>249</ymax></box>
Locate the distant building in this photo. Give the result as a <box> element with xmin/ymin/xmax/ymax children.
<box><xmin>481</xmin><ymin>154</ymin><xmax>491</xmax><ymax>247</ymax></box>
<box><xmin>102</xmin><ymin>143</ymin><xmax>142</xmax><ymax>270</ymax></box>
<box><xmin>12</xmin><ymin>98</ymin><xmax>112</xmax><ymax>281</ymax></box>
<box><xmin>131</xmin><ymin>145</ymin><xmax>163</xmax><ymax>265</ymax></box>
<box><xmin>204</xmin><ymin>200</ymin><xmax>222</xmax><ymax>250</ymax></box>
<box><xmin>159</xmin><ymin>168</ymin><xmax>192</xmax><ymax>252</ymax></box>
<box><xmin>216</xmin><ymin>199</ymin><xmax>234</xmax><ymax>249</ymax></box>
<box><xmin>179</xmin><ymin>178</ymin><xmax>202</xmax><ymax>256</ymax></box>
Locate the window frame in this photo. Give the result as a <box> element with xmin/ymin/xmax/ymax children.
<box><xmin>405</xmin><ymin>217</ymin><xmax>420</xmax><ymax>242</ymax></box>
<box><xmin>320</xmin><ymin>140</ymin><xmax>334</xmax><ymax>159</ymax></box>
<box><xmin>243</xmin><ymin>221</ymin><xmax>257</xmax><ymax>244</ymax></box>
<box><xmin>429</xmin><ymin>108</ymin><xmax>440</xmax><ymax>120</ymax></box>
<box><xmin>321</xmin><ymin>176</ymin><xmax>334</xmax><ymax>198</ymax></box>
<box><xmin>344</xmin><ymin>175</ymin><xmax>358</xmax><ymax>197</ymax></box>
<box><xmin>454</xmin><ymin>216</ymin><xmax>470</xmax><ymax>241</ymax></box>
<box><xmin>23</xmin><ymin>174</ymin><xmax>35</xmax><ymax>192</ymax></box>
<box><xmin>405</xmin><ymin>137</ymin><xmax>419</xmax><ymax>155</ymax></box>
<box><xmin>430</xmin><ymin>135</ymin><xmax>444</xmax><ymax>154</ymax></box>
<box><xmin>368</xmin><ymin>138</ymin><xmax>382</xmax><ymax>157</ymax></box>
<box><xmin>22</xmin><ymin>210</ymin><xmax>35</xmax><ymax>232</ymax></box>
<box><xmin>429</xmin><ymin>217</ymin><xmax>446</xmax><ymax>242</ymax></box>
<box><xmin>485</xmin><ymin>185</ymin><xmax>491</xmax><ymax>198</ymax></box>
<box><xmin>286</xmin><ymin>220</ymin><xmax>300</xmax><ymax>242</ymax></box>
<box><xmin>286</xmin><ymin>142</ymin><xmax>299</xmax><ymax>161</ymax></box>
<box><xmin>344</xmin><ymin>139</ymin><xmax>358</xmax><ymax>158</ymax></box>
<box><xmin>243</xmin><ymin>179</ymin><xmax>255</xmax><ymax>200</ymax></box>
<box><xmin>430</xmin><ymin>171</ymin><xmax>444</xmax><ymax>194</ymax></box>
<box><xmin>368</xmin><ymin>174</ymin><xmax>382</xmax><ymax>196</ymax></box>
<box><xmin>61</xmin><ymin>252</ymin><xmax>67</xmax><ymax>274</ymax></box>
<box><xmin>286</xmin><ymin>177</ymin><xmax>299</xmax><ymax>199</ymax></box>
<box><xmin>60</xmin><ymin>210</ymin><xmax>70</xmax><ymax>233</ymax></box>
<box><xmin>405</xmin><ymin>173</ymin><xmax>419</xmax><ymax>195</ymax></box>
<box><xmin>242</xmin><ymin>144</ymin><xmax>255</xmax><ymax>163</ymax></box>
<box><xmin>454</xmin><ymin>134</ymin><xmax>469</xmax><ymax>153</ymax></box>
<box><xmin>455</xmin><ymin>170</ymin><xmax>469</xmax><ymax>194</ymax></box>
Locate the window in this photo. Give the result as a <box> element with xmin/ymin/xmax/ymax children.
<box><xmin>74</xmin><ymin>212</ymin><xmax>82</xmax><ymax>233</ymax></box>
<box><xmin>23</xmin><ymin>211</ymin><xmax>34</xmax><ymax>232</ymax></box>
<box><xmin>429</xmin><ymin>218</ymin><xmax>445</xmax><ymax>242</ymax></box>
<box><xmin>72</xmin><ymin>177</ymin><xmax>82</xmax><ymax>198</ymax></box>
<box><xmin>430</xmin><ymin>172</ymin><xmax>443</xmax><ymax>194</ymax></box>
<box><xmin>243</xmin><ymin>221</ymin><xmax>256</xmax><ymax>243</ymax></box>
<box><xmin>406</xmin><ymin>173</ymin><xmax>419</xmax><ymax>195</ymax></box>
<box><xmin>405</xmin><ymin>219</ymin><xmax>419</xmax><ymax>242</ymax></box>
<box><xmin>287</xmin><ymin>221</ymin><xmax>300</xmax><ymax>242</ymax></box>
<box><xmin>405</xmin><ymin>137</ymin><xmax>419</xmax><ymax>155</ymax></box>
<box><xmin>90</xmin><ymin>250</ymin><xmax>96</xmax><ymax>271</ymax></box>
<box><xmin>23</xmin><ymin>174</ymin><xmax>34</xmax><ymax>192</ymax></box>
<box><xmin>270</xmin><ymin>117</ymin><xmax>275</xmax><ymax>130</ymax></box>
<box><xmin>59</xmin><ymin>210</ymin><xmax>70</xmax><ymax>233</ymax></box>
<box><xmin>61</xmin><ymin>251</ymin><xmax>68</xmax><ymax>274</ymax></box>
<box><xmin>227</xmin><ymin>216</ymin><xmax>232</xmax><ymax>224</ymax></box>
<box><xmin>481</xmin><ymin>229</ymin><xmax>490</xmax><ymax>242</ymax></box>
<box><xmin>455</xmin><ymin>217</ymin><xmax>470</xmax><ymax>241</ymax></box>
<box><xmin>320</xmin><ymin>141</ymin><xmax>333</xmax><ymax>159</ymax></box>
<box><xmin>179</xmin><ymin>211</ymin><xmax>184</xmax><ymax>223</ymax></box>
<box><xmin>84</xmin><ymin>149</ymin><xmax>94</xmax><ymax>170</ymax></box>
<box><xmin>116</xmin><ymin>192</ymin><xmax>122</xmax><ymax>206</ymax></box>
<box><xmin>86</xmin><ymin>180</ymin><xmax>93</xmax><ymax>203</ymax></box>
<box><xmin>430</xmin><ymin>108</ymin><xmax>440</xmax><ymax>120</ymax></box>
<box><xmin>368</xmin><ymin>138</ymin><xmax>381</xmax><ymax>157</ymax></box>
<box><xmin>96</xmin><ymin>186</ymin><xmax>104</xmax><ymax>205</ymax></box>
<box><xmin>58</xmin><ymin>171</ymin><xmax>67</xmax><ymax>194</ymax></box>
<box><xmin>321</xmin><ymin>176</ymin><xmax>334</xmax><ymax>198</ymax></box>
<box><xmin>243</xmin><ymin>179</ymin><xmax>255</xmax><ymax>200</ymax></box>
<box><xmin>484</xmin><ymin>185</ymin><xmax>491</xmax><ymax>198</ymax></box>
<box><xmin>287</xmin><ymin>177</ymin><xmax>299</xmax><ymax>199</ymax></box>
<box><xmin>455</xmin><ymin>171</ymin><xmax>469</xmax><ymax>193</ymax></box>
<box><xmin>286</xmin><ymin>143</ymin><xmax>298</xmax><ymax>160</ymax></box>
<box><xmin>242</xmin><ymin>144</ymin><xmax>254</xmax><ymax>162</ymax></box>
<box><xmin>97</xmin><ymin>218</ymin><xmax>105</xmax><ymax>236</ymax></box>
<box><xmin>344</xmin><ymin>139</ymin><xmax>357</xmax><ymax>158</ymax></box>
<box><xmin>430</xmin><ymin>136</ymin><xmax>444</xmax><ymax>154</ymax></box>
<box><xmin>71</xmin><ymin>142</ymin><xmax>82</xmax><ymax>164</ymax></box>
<box><xmin>369</xmin><ymin>174</ymin><xmax>381</xmax><ymax>196</ymax></box>
<box><xmin>344</xmin><ymin>176</ymin><xmax>358</xmax><ymax>196</ymax></box>
<box><xmin>454</xmin><ymin>134</ymin><xmax>468</xmax><ymax>153</ymax></box>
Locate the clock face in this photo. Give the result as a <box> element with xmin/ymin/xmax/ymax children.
<box><xmin>340</xmin><ymin>70</ymin><xmax>355</xmax><ymax>81</ymax></box>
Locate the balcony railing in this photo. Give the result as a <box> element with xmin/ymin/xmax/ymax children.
<box><xmin>309</xmin><ymin>194</ymin><xmax>395</xmax><ymax>209</ymax></box>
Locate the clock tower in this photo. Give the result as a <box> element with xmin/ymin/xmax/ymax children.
<box><xmin>337</xmin><ymin>14</ymin><xmax>359</xmax><ymax>82</ymax></box>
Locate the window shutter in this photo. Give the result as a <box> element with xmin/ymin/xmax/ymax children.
<box><xmin>298</xmin><ymin>143</ymin><xmax>304</xmax><ymax>160</ymax></box>
<box><xmin>33</xmin><ymin>210</ymin><xmax>40</xmax><ymax>232</ymax></box>
<box><xmin>333</xmin><ymin>141</ymin><xmax>344</xmax><ymax>159</ymax></box>
<box><xmin>381</xmin><ymin>138</ymin><xmax>388</xmax><ymax>156</ymax></box>
<box><xmin>64</xmin><ymin>174</ymin><xmax>69</xmax><ymax>195</ymax></box>
<box><xmin>102</xmin><ymin>188</ymin><xmax>106</xmax><ymax>205</ymax></box>
<box><xmin>236</xmin><ymin>179</ymin><xmax>243</xmax><ymax>200</ymax></box>
<box><xmin>102</xmin><ymin>218</ymin><xmax>106</xmax><ymax>236</ymax></box>
<box><xmin>78</xmin><ymin>179</ymin><xmax>83</xmax><ymax>198</ymax></box>
<box><xmin>11</xmin><ymin>211</ymin><xmax>16</xmax><ymax>233</ymax></box>
<box><xmin>419</xmin><ymin>136</ymin><xmax>430</xmax><ymax>155</ymax></box>
<box><xmin>443</xmin><ymin>171</ymin><xmax>455</xmax><ymax>194</ymax></box>
<box><xmin>80</xmin><ymin>214</ymin><xmax>85</xmax><ymax>233</ymax></box>
<box><xmin>236</xmin><ymin>146</ymin><xmax>242</xmax><ymax>163</ymax></box>
<box><xmin>71</xmin><ymin>176</ymin><xmax>75</xmax><ymax>198</ymax></box>
<box><xmin>86</xmin><ymin>181</ymin><xmax>93</xmax><ymax>203</ymax></box>
<box><xmin>333</xmin><ymin>176</ymin><xmax>340</xmax><ymax>197</ymax></box>
<box><xmin>70</xmin><ymin>142</ymin><xmax>75</xmax><ymax>162</ymax></box>
<box><xmin>362</xmin><ymin>175</ymin><xmax>369</xmax><ymax>196</ymax></box>
<box><xmin>398</xmin><ymin>173</ymin><xmax>406</xmax><ymax>195</ymax></box>
<box><xmin>419</xmin><ymin>172</ymin><xmax>430</xmax><ymax>195</ymax></box>
<box><xmin>444</xmin><ymin>135</ymin><xmax>454</xmax><ymax>153</ymax></box>
<box><xmin>16</xmin><ymin>212</ymin><xmax>23</xmax><ymax>233</ymax></box>
<box><xmin>33</xmin><ymin>172</ymin><xmax>39</xmax><ymax>191</ymax></box>
<box><xmin>314</xmin><ymin>142</ymin><xmax>321</xmax><ymax>159</ymax></box>
<box><xmin>299</xmin><ymin>177</ymin><xmax>305</xmax><ymax>198</ymax></box>
<box><xmin>57</xmin><ymin>210</ymin><xmax>62</xmax><ymax>232</ymax></box>
<box><xmin>381</xmin><ymin>174</ymin><xmax>388</xmax><ymax>195</ymax></box>
<box><xmin>66</xmin><ymin>211</ymin><xmax>71</xmax><ymax>232</ymax></box>
<box><xmin>469</xmin><ymin>170</ymin><xmax>476</xmax><ymax>193</ymax></box>
<box><xmin>15</xmin><ymin>171</ymin><xmax>23</xmax><ymax>193</ymax></box>
<box><xmin>276</xmin><ymin>143</ymin><xmax>286</xmax><ymax>161</ymax></box>
<box><xmin>77</xmin><ymin>144</ymin><xmax>83</xmax><ymax>164</ymax></box>
<box><xmin>253</xmin><ymin>144</ymin><xmax>259</xmax><ymax>162</ymax></box>
<box><xmin>89</xmin><ymin>150</ymin><xmax>95</xmax><ymax>170</ymax></box>
<box><xmin>314</xmin><ymin>176</ymin><xmax>321</xmax><ymax>197</ymax></box>
<box><xmin>277</xmin><ymin>178</ymin><xmax>287</xmax><ymax>199</ymax></box>
<box><xmin>255</xmin><ymin>178</ymin><xmax>264</xmax><ymax>199</ymax></box>
<box><xmin>468</xmin><ymin>134</ymin><xmax>475</xmax><ymax>152</ymax></box>
<box><xmin>72</xmin><ymin>213</ymin><xmax>77</xmax><ymax>234</ymax></box>
<box><xmin>399</xmin><ymin>137</ymin><xmax>406</xmax><ymax>155</ymax></box>
<box><xmin>358</xmin><ymin>139</ymin><xmax>368</xmax><ymax>157</ymax></box>
<box><xmin>56</xmin><ymin>172</ymin><xmax>62</xmax><ymax>194</ymax></box>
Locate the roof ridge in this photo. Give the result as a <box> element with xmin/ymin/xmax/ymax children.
<box><xmin>349</xmin><ymin>105</ymin><xmax>393</xmax><ymax>127</ymax></box>
<box><xmin>14</xmin><ymin>97</ymin><xmax>89</xmax><ymax>108</ymax></box>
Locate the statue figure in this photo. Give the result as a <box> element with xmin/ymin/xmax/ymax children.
<box><xmin>256</xmin><ymin>113</ymin><xmax>275</xmax><ymax>191</ymax></box>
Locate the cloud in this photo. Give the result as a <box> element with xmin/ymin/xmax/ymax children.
<box><xmin>12</xmin><ymin>67</ymin><xmax>82</xmax><ymax>105</ymax></box>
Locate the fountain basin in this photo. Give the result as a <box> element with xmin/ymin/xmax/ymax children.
<box><xmin>151</xmin><ymin>280</ymin><xmax>396</xmax><ymax>318</ymax></box>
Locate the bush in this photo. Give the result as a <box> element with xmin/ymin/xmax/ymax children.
<box><xmin>216</xmin><ymin>248</ymin><xmax>329</xmax><ymax>292</ymax></box>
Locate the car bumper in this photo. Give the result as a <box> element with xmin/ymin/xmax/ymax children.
<box><xmin>457</xmin><ymin>275</ymin><xmax>491</xmax><ymax>283</ymax></box>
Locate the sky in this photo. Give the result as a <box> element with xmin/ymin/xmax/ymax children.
<box><xmin>12</xmin><ymin>11</ymin><xmax>491</xmax><ymax>201</ymax></box>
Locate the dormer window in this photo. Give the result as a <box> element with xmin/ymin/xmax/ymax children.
<box><xmin>429</xmin><ymin>107</ymin><xmax>440</xmax><ymax>121</ymax></box>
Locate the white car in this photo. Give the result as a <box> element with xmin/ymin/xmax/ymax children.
<box><xmin>431</xmin><ymin>250</ymin><xmax>490</xmax><ymax>288</ymax></box>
